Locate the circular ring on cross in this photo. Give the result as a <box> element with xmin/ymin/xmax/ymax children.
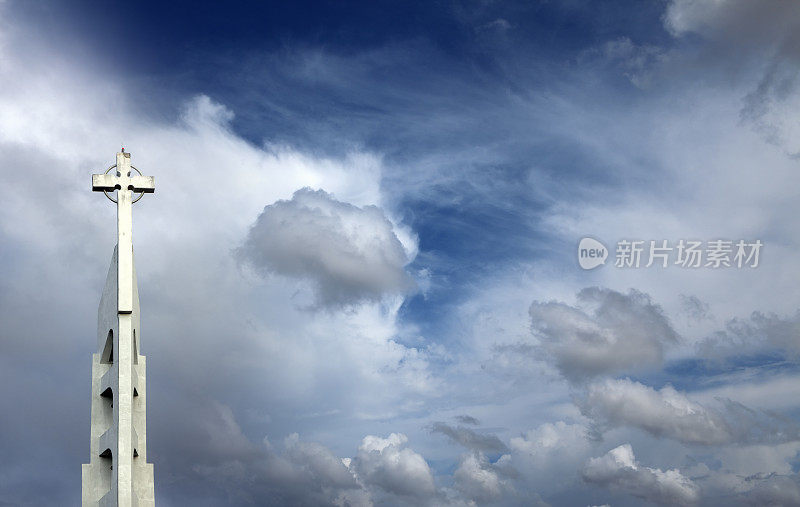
<box><xmin>102</xmin><ymin>164</ymin><xmax>147</xmax><ymax>204</ymax></box>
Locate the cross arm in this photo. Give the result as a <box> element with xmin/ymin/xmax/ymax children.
<box><xmin>92</xmin><ymin>174</ymin><xmax>155</xmax><ymax>193</ymax></box>
<box><xmin>129</xmin><ymin>175</ymin><xmax>155</xmax><ymax>193</ymax></box>
<box><xmin>92</xmin><ymin>173</ymin><xmax>118</xmax><ymax>192</ymax></box>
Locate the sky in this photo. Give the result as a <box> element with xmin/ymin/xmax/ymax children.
<box><xmin>1</xmin><ymin>0</ymin><xmax>800</xmax><ymax>505</ymax></box>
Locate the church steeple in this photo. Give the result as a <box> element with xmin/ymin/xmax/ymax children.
<box><xmin>82</xmin><ymin>152</ymin><xmax>156</xmax><ymax>506</ymax></box>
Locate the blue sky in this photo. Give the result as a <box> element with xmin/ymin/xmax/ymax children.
<box><xmin>3</xmin><ymin>1</ymin><xmax>800</xmax><ymax>506</ymax></box>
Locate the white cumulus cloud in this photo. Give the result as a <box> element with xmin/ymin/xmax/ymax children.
<box><xmin>351</xmin><ymin>433</ymin><xmax>436</xmax><ymax>499</ymax></box>
<box><xmin>583</xmin><ymin>444</ymin><xmax>699</xmax><ymax>506</ymax></box>
<box><xmin>580</xmin><ymin>378</ymin><xmax>800</xmax><ymax>446</ymax></box>
<box><xmin>238</xmin><ymin>187</ymin><xmax>416</xmax><ymax>308</ymax></box>
<box><xmin>581</xmin><ymin>378</ymin><xmax>730</xmax><ymax>445</ymax></box>
<box><xmin>530</xmin><ymin>287</ymin><xmax>679</xmax><ymax>383</ymax></box>
<box><xmin>453</xmin><ymin>452</ymin><xmax>507</xmax><ymax>503</ymax></box>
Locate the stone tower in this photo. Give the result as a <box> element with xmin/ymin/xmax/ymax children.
<box><xmin>82</xmin><ymin>151</ymin><xmax>156</xmax><ymax>506</ymax></box>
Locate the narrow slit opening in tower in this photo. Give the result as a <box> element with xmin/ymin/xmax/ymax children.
<box><xmin>100</xmin><ymin>387</ymin><xmax>113</xmax><ymax>400</ymax></box>
<box><xmin>99</xmin><ymin>448</ymin><xmax>112</xmax><ymax>459</ymax></box>
<box><xmin>134</xmin><ymin>448</ymin><xmax>139</xmax><ymax>458</ymax></box>
<box><xmin>133</xmin><ymin>329</ymin><xmax>138</xmax><ymax>365</ymax></box>
<box><xmin>133</xmin><ymin>387</ymin><xmax>139</xmax><ymax>397</ymax></box>
<box><xmin>101</xmin><ymin>329</ymin><xmax>114</xmax><ymax>364</ymax></box>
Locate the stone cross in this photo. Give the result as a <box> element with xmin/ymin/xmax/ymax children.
<box><xmin>83</xmin><ymin>151</ymin><xmax>156</xmax><ymax>506</ymax></box>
